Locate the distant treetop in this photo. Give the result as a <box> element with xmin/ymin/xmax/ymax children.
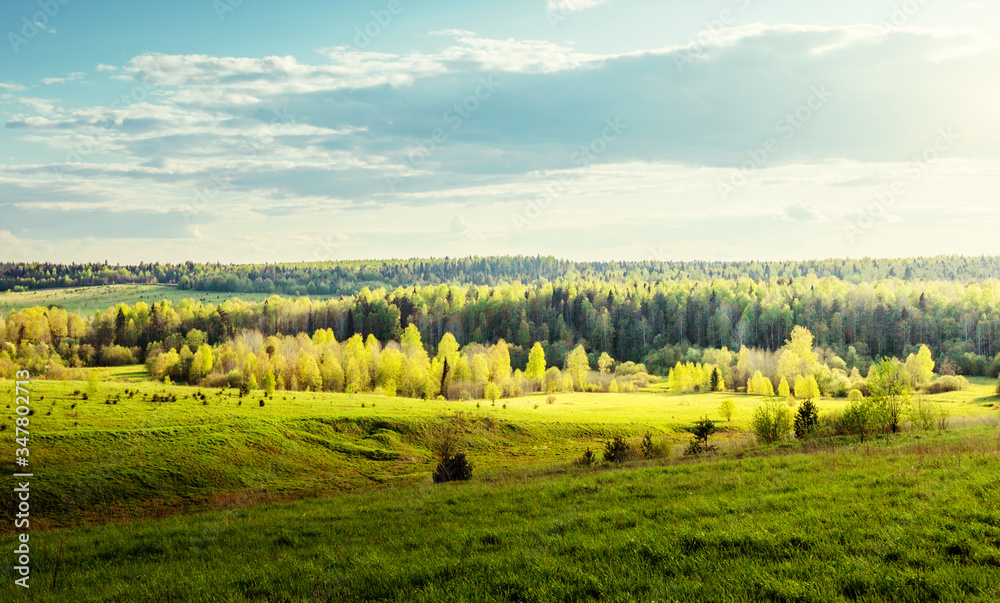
<box><xmin>1</xmin><ymin>255</ymin><xmax>998</xmax><ymax>295</ymax></box>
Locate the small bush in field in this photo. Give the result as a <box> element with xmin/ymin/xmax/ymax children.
<box><xmin>431</xmin><ymin>423</ymin><xmax>474</xmax><ymax>483</ymax></box>
<box><xmin>936</xmin><ymin>408</ymin><xmax>951</xmax><ymax>431</ymax></box>
<box><xmin>433</xmin><ymin>453</ymin><xmax>473</xmax><ymax>483</ymax></box>
<box><xmin>578</xmin><ymin>447</ymin><xmax>596</xmax><ymax>466</ymax></box>
<box><xmin>684</xmin><ymin>418</ymin><xmax>718</xmax><ymax>455</ymax></box>
<box><xmin>926</xmin><ymin>375</ymin><xmax>968</xmax><ymax>394</ymax></box>
<box><xmin>793</xmin><ymin>399</ymin><xmax>819</xmax><ymax>439</ymax></box>
<box><xmin>547</xmin><ymin>394</ymin><xmax>556</xmax><ymax>404</ymax></box>
<box><xmin>752</xmin><ymin>399</ymin><xmax>791</xmax><ymax>444</ymax></box>
<box><xmin>909</xmin><ymin>398</ymin><xmax>937</xmax><ymax>431</ymax></box>
<box><xmin>640</xmin><ymin>431</ymin><xmax>665</xmax><ymax>459</ymax></box>
<box><xmin>718</xmin><ymin>399</ymin><xmax>735</xmax><ymax>422</ymax></box>
<box><xmin>603</xmin><ymin>435</ymin><xmax>632</xmax><ymax>463</ymax></box>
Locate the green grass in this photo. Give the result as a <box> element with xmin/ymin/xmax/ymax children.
<box><xmin>3</xmin><ymin>370</ymin><xmax>997</xmax><ymax>532</ymax></box>
<box><xmin>6</xmin><ymin>424</ymin><xmax>1000</xmax><ymax>602</ymax></box>
<box><xmin>0</xmin><ymin>285</ymin><xmax>332</xmax><ymax>314</ymax></box>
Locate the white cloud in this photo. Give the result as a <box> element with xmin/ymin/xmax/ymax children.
<box><xmin>782</xmin><ymin>202</ymin><xmax>828</xmax><ymax>223</ymax></box>
<box><xmin>546</xmin><ymin>0</ymin><xmax>607</xmax><ymax>13</ymax></box>
<box><xmin>41</xmin><ymin>72</ymin><xmax>86</xmax><ymax>85</ymax></box>
<box><xmin>95</xmin><ymin>63</ymin><xmax>118</xmax><ymax>72</ymax></box>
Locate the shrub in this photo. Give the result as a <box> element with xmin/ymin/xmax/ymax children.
<box><xmin>684</xmin><ymin>417</ymin><xmax>718</xmax><ymax>455</ymax></box>
<box><xmin>848</xmin><ymin>389</ymin><xmax>864</xmax><ymax>402</ymax></box>
<box><xmin>840</xmin><ymin>399</ymin><xmax>874</xmax><ymax>439</ymax></box>
<box><xmin>926</xmin><ymin>375</ymin><xmax>968</xmax><ymax>394</ymax></box>
<box><xmin>640</xmin><ymin>431</ymin><xmax>665</xmax><ymax>459</ymax></box>
<box><xmin>936</xmin><ymin>408</ymin><xmax>951</xmax><ymax>431</ymax></box>
<box><xmin>603</xmin><ymin>435</ymin><xmax>632</xmax><ymax>463</ymax></box>
<box><xmin>547</xmin><ymin>394</ymin><xmax>556</xmax><ymax>405</ymax></box>
<box><xmin>718</xmin><ymin>399</ymin><xmax>735</xmax><ymax>422</ymax></box>
<box><xmin>433</xmin><ymin>453</ymin><xmax>473</xmax><ymax>483</ymax></box>
<box><xmin>794</xmin><ymin>398</ymin><xmax>819</xmax><ymax>439</ymax></box>
<box><xmin>752</xmin><ymin>399</ymin><xmax>791</xmax><ymax>444</ymax></box>
<box><xmin>431</xmin><ymin>423</ymin><xmax>474</xmax><ymax>483</ymax></box>
<box><xmin>578</xmin><ymin>447</ymin><xmax>596</xmax><ymax>466</ymax></box>
<box><xmin>909</xmin><ymin>398</ymin><xmax>937</xmax><ymax>431</ymax></box>
<box><xmin>226</xmin><ymin>370</ymin><xmax>244</xmax><ymax>389</ymax></box>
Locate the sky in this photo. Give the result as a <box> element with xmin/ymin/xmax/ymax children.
<box><xmin>0</xmin><ymin>0</ymin><xmax>998</xmax><ymax>264</ymax></box>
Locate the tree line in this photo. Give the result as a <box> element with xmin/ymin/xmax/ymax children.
<box><xmin>4</xmin><ymin>255</ymin><xmax>1000</xmax><ymax>295</ymax></box>
<box><xmin>3</xmin><ymin>273</ymin><xmax>1000</xmax><ymax>380</ymax></box>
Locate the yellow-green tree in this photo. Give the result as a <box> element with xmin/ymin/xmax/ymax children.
<box><xmin>904</xmin><ymin>345</ymin><xmax>935</xmax><ymax>387</ymax></box>
<box><xmin>566</xmin><ymin>345</ymin><xmax>590</xmax><ymax>391</ymax></box>
<box><xmin>778</xmin><ymin>376</ymin><xmax>791</xmax><ymax>398</ymax></box>
<box><xmin>525</xmin><ymin>342</ymin><xmax>547</xmax><ymax>381</ymax></box>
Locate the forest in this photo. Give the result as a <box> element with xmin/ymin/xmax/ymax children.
<box><xmin>3</xmin><ymin>263</ymin><xmax>1000</xmax><ymax>386</ymax></box>
<box><xmin>3</xmin><ymin>255</ymin><xmax>1000</xmax><ymax>294</ymax></box>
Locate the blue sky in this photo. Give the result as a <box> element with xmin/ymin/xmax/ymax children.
<box><xmin>1</xmin><ymin>0</ymin><xmax>998</xmax><ymax>263</ymax></box>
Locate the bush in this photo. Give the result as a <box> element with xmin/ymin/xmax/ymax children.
<box><xmin>578</xmin><ymin>447</ymin><xmax>596</xmax><ymax>466</ymax></box>
<box><xmin>547</xmin><ymin>394</ymin><xmax>556</xmax><ymax>404</ymax></box>
<box><xmin>684</xmin><ymin>417</ymin><xmax>718</xmax><ymax>455</ymax></box>
<box><xmin>909</xmin><ymin>398</ymin><xmax>937</xmax><ymax>431</ymax></box>
<box><xmin>848</xmin><ymin>389</ymin><xmax>864</xmax><ymax>402</ymax></box>
<box><xmin>603</xmin><ymin>434</ymin><xmax>632</xmax><ymax>463</ymax></box>
<box><xmin>718</xmin><ymin>399</ymin><xmax>735</xmax><ymax>422</ymax></box>
<box><xmin>431</xmin><ymin>423</ymin><xmax>473</xmax><ymax>483</ymax></box>
<box><xmin>751</xmin><ymin>399</ymin><xmax>791</xmax><ymax>444</ymax></box>
<box><xmin>926</xmin><ymin>375</ymin><xmax>969</xmax><ymax>394</ymax></box>
<box><xmin>937</xmin><ymin>408</ymin><xmax>951</xmax><ymax>431</ymax></box>
<box><xmin>794</xmin><ymin>398</ymin><xmax>819</xmax><ymax>439</ymax></box>
<box><xmin>640</xmin><ymin>431</ymin><xmax>665</xmax><ymax>459</ymax></box>
<box><xmin>840</xmin><ymin>399</ymin><xmax>874</xmax><ymax>439</ymax></box>
<box><xmin>433</xmin><ymin>453</ymin><xmax>473</xmax><ymax>483</ymax></box>
<box><xmin>226</xmin><ymin>370</ymin><xmax>244</xmax><ymax>389</ymax></box>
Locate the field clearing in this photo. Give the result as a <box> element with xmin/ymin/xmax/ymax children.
<box><xmin>3</xmin><ymin>368</ymin><xmax>997</xmax><ymax>532</ymax></box>
<box><xmin>0</xmin><ymin>285</ymin><xmax>327</xmax><ymax>314</ymax></box>
<box><xmin>7</xmin><ymin>424</ymin><xmax>1000</xmax><ymax>602</ymax></box>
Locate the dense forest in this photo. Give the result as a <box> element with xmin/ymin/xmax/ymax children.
<box><xmin>3</xmin><ymin>255</ymin><xmax>1000</xmax><ymax>294</ymax></box>
<box><xmin>3</xmin><ymin>272</ymin><xmax>1000</xmax><ymax>382</ymax></box>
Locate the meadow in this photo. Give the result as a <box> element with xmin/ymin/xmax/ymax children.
<box><xmin>4</xmin><ymin>419</ymin><xmax>1000</xmax><ymax>601</ymax></box>
<box><xmin>3</xmin><ymin>367</ymin><xmax>996</xmax><ymax>529</ymax></box>
<box><xmin>0</xmin><ymin>359</ymin><xmax>998</xmax><ymax>601</ymax></box>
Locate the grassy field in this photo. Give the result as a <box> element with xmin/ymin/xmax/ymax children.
<box><xmin>4</xmin><ymin>423</ymin><xmax>1000</xmax><ymax>602</ymax></box>
<box><xmin>0</xmin><ymin>285</ymin><xmax>332</xmax><ymax>314</ymax></box>
<box><xmin>2</xmin><ymin>368</ymin><xmax>997</xmax><ymax>533</ymax></box>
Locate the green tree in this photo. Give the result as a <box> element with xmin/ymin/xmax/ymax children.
<box><xmin>566</xmin><ymin>345</ymin><xmax>590</xmax><ymax>391</ymax></box>
<box><xmin>794</xmin><ymin>398</ymin><xmax>819</xmax><ymax>438</ymax></box>
<box><xmin>793</xmin><ymin>374</ymin><xmax>808</xmax><ymax>399</ymax></box>
<box><xmin>484</xmin><ymin>381</ymin><xmax>501</xmax><ymax>403</ymax></box>
<box><xmin>904</xmin><ymin>345</ymin><xmax>935</xmax><ymax>387</ymax></box>
<box><xmin>777</xmin><ymin>376</ymin><xmax>790</xmax><ymax>398</ymax></box>
<box><xmin>719</xmin><ymin>399</ymin><xmax>735</xmax><ymax>422</ymax></box>
<box><xmin>488</xmin><ymin>340</ymin><xmax>512</xmax><ymax>384</ymax></box>
<box><xmin>597</xmin><ymin>352</ymin><xmax>614</xmax><ymax>375</ymax></box>
<box><xmin>262</xmin><ymin>369</ymin><xmax>276</xmax><ymax>396</ymax></box>
<box><xmin>868</xmin><ymin>358</ymin><xmax>912</xmax><ymax>433</ymax></box>
<box><xmin>525</xmin><ymin>342</ymin><xmax>547</xmax><ymax>381</ymax></box>
<box><xmin>436</xmin><ymin>332</ymin><xmax>460</xmax><ymax>361</ymax></box>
